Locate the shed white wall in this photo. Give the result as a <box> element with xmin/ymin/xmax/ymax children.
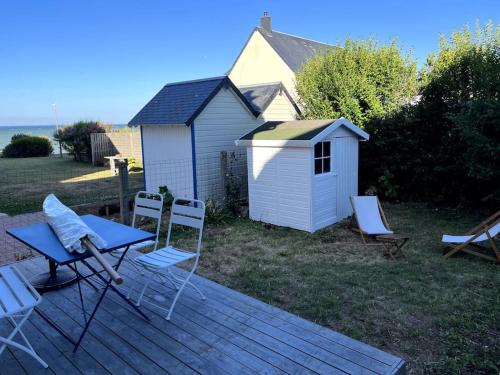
<box><xmin>247</xmin><ymin>146</ymin><xmax>312</xmax><ymax>232</ymax></box>
<box><xmin>229</xmin><ymin>30</ymin><xmax>298</xmax><ymax>101</ymax></box>
<box><xmin>141</xmin><ymin>125</ymin><xmax>194</xmax><ymax>199</ymax></box>
<box><xmin>194</xmin><ymin>87</ymin><xmax>262</xmax><ymax>202</ymax></box>
<box><xmin>260</xmin><ymin>93</ymin><xmax>298</xmax><ymax>121</ymax></box>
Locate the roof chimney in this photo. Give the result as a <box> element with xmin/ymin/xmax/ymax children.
<box><xmin>260</xmin><ymin>11</ymin><xmax>271</xmax><ymax>31</ymax></box>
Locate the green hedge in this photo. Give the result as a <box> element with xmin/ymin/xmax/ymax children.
<box><xmin>297</xmin><ymin>22</ymin><xmax>499</xmax><ymax>207</ymax></box>
<box><xmin>2</xmin><ymin>135</ymin><xmax>53</xmax><ymax>158</ymax></box>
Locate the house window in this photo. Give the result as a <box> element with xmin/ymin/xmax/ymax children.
<box><xmin>314</xmin><ymin>141</ymin><xmax>331</xmax><ymax>175</ymax></box>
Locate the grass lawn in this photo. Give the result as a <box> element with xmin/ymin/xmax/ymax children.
<box><xmin>163</xmin><ymin>205</ymin><xmax>499</xmax><ymax>374</ymax></box>
<box><xmin>2</xmin><ymin>156</ymin><xmax>498</xmax><ymax>373</ymax></box>
<box><xmin>0</xmin><ymin>155</ymin><xmax>144</xmax><ymax>215</ymax></box>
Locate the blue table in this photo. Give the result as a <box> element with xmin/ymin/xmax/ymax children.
<box><xmin>7</xmin><ymin>214</ymin><xmax>155</xmax><ymax>352</ymax></box>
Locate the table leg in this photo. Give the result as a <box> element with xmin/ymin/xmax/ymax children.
<box><xmin>71</xmin><ymin>249</ymin><xmax>149</xmax><ymax>352</ymax></box>
<box><xmin>30</xmin><ymin>259</ymin><xmax>77</xmax><ymax>293</ymax></box>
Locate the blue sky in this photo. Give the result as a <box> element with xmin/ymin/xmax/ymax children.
<box><xmin>0</xmin><ymin>0</ymin><xmax>498</xmax><ymax>126</ymax></box>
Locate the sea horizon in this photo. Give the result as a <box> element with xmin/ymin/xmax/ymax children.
<box><xmin>0</xmin><ymin>124</ymin><xmax>128</xmax><ymax>151</ymax></box>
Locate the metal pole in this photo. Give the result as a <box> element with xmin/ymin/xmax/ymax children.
<box><xmin>52</xmin><ymin>103</ymin><xmax>62</xmax><ymax>157</ymax></box>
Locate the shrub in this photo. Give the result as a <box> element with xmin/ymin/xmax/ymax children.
<box><xmin>55</xmin><ymin>121</ymin><xmax>106</xmax><ymax>161</ymax></box>
<box><xmin>298</xmin><ymin>22</ymin><xmax>500</xmax><ymax>207</ymax></box>
<box><xmin>10</xmin><ymin>133</ymin><xmax>29</xmax><ymax>142</ymax></box>
<box><xmin>360</xmin><ymin>22</ymin><xmax>500</xmax><ymax>206</ymax></box>
<box><xmin>296</xmin><ymin>38</ymin><xmax>418</xmax><ymax>127</ymax></box>
<box><xmin>205</xmin><ymin>198</ymin><xmax>232</xmax><ymax>225</ymax></box>
<box><xmin>158</xmin><ymin>186</ymin><xmax>174</xmax><ymax>210</ymax></box>
<box><xmin>2</xmin><ymin>135</ymin><xmax>53</xmax><ymax>157</ymax></box>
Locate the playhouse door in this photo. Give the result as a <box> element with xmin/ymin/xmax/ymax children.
<box><xmin>333</xmin><ymin>137</ymin><xmax>358</xmax><ymax>220</ymax></box>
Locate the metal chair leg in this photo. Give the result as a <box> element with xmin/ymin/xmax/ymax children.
<box><xmin>168</xmin><ymin>268</ymin><xmax>205</xmax><ymax>300</ymax></box>
<box><xmin>0</xmin><ymin>310</ymin><xmax>48</xmax><ymax>368</ymax></box>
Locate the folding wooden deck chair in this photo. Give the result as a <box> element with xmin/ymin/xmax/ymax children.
<box><xmin>442</xmin><ymin>210</ymin><xmax>500</xmax><ymax>263</ymax></box>
<box><xmin>350</xmin><ymin>196</ymin><xmax>408</xmax><ymax>259</ymax></box>
<box><xmin>0</xmin><ymin>265</ymin><xmax>48</xmax><ymax>368</ymax></box>
<box><xmin>129</xmin><ymin>198</ymin><xmax>206</xmax><ymax>320</ymax></box>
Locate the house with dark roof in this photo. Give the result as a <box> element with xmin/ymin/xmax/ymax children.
<box><xmin>229</xmin><ymin>12</ymin><xmax>333</xmax><ymax>102</ymax></box>
<box><xmin>128</xmin><ymin>13</ymin><xmax>344</xmax><ymax>206</ymax></box>
<box><xmin>129</xmin><ymin>67</ymin><xmax>302</xmax><ymax>202</ymax></box>
<box><xmin>236</xmin><ymin>118</ymin><xmax>369</xmax><ymax>232</ymax></box>
<box><xmin>129</xmin><ymin>76</ymin><xmax>262</xmax><ymax>201</ymax></box>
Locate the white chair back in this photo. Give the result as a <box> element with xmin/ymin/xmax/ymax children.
<box><xmin>166</xmin><ymin>198</ymin><xmax>205</xmax><ymax>255</ymax></box>
<box><xmin>132</xmin><ymin>191</ymin><xmax>164</xmax><ymax>250</ymax></box>
<box><xmin>350</xmin><ymin>196</ymin><xmax>392</xmax><ymax>235</ymax></box>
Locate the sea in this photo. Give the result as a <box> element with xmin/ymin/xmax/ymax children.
<box><xmin>0</xmin><ymin>124</ymin><xmax>127</xmax><ymax>152</ymax></box>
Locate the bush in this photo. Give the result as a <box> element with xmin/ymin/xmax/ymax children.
<box><xmin>204</xmin><ymin>199</ymin><xmax>233</xmax><ymax>225</ymax></box>
<box><xmin>296</xmin><ymin>38</ymin><xmax>418</xmax><ymax>127</ymax></box>
<box><xmin>10</xmin><ymin>133</ymin><xmax>29</xmax><ymax>142</ymax></box>
<box><xmin>158</xmin><ymin>186</ymin><xmax>174</xmax><ymax>211</ymax></box>
<box><xmin>361</xmin><ymin>22</ymin><xmax>500</xmax><ymax>207</ymax></box>
<box><xmin>55</xmin><ymin>121</ymin><xmax>106</xmax><ymax>161</ymax></box>
<box><xmin>297</xmin><ymin>22</ymin><xmax>500</xmax><ymax>207</ymax></box>
<box><xmin>2</xmin><ymin>135</ymin><xmax>53</xmax><ymax>157</ymax></box>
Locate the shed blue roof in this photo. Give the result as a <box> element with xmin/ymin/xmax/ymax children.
<box><xmin>129</xmin><ymin>76</ymin><xmax>258</xmax><ymax>126</ymax></box>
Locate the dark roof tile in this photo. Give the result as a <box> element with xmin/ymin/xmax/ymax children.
<box><xmin>240</xmin><ymin>120</ymin><xmax>335</xmax><ymax>141</ymax></box>
<box><xmin>257</xmin><ymin>28</ymin><xmax>333</xmax><ymax>71</ymax></box>
<box><xmin>129</xmin><ymin>76</ymin><xmax>258</xmax><ymax>126</ymax></box>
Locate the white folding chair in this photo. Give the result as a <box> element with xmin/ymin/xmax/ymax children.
<box><xmin>442</xmin><ymin>211</ymin><xmax>500</xmax><ymax>262</ymax></box>
<box><xmin>0</xmin><ymin>265</ymin><xmax>48</xmax><ymax>368</ymax></box>
<box><xmin>129</xmin><ymin>198</ymin><xmax>206</xmax><ymax>320</ymax></box>
<box><xmin>110</xmin><ymin>191</ymin><xmax>163</xmax><ymax>272</ymax></box>
<box><xmin>350</xmin><ymin>196</ymin><xmax>408</xmax><ymax>259</ymax></box>
<box><xmin>350</xmin><ymin>196</ymin><xmax>394</xmax><ymax>242</ymax></box>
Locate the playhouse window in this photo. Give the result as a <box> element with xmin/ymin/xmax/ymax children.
<box><xmin>314</xmin><ymin>141</ymin><xmax>331</xmax><ymax>175</ymax></box>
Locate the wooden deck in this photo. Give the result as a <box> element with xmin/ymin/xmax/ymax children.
<box><xmin>2</xmin><ymin>256</ymin><xmax>405</xmax><ymax>374</ymax></box>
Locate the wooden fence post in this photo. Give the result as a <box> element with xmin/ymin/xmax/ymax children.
<box><xmin>118</xmin><ymin>160</ymin><xmax>130</xmax><ymax>225</ymax></box>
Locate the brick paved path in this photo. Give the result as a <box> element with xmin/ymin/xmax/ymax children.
<box><xmin>0</xmin><ymin>211</ymin><xmax>45</xmax><ymax>265</ymax></box>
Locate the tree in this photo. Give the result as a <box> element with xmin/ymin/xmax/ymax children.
<box><xmin>296</xmin><ymin>38</ymin><xmax>418</xmax><ymax>127</ymax></box>
<box><xmin>55</xmin><ymin>121</ymin><xmax>107</xmax><ymax>161</ymax></box>
<box><xmin>417</xmin><ymin>22</ymin><xmax>500</xmax><ymax>204</ymax></box>
<box><xmin>361</xmin><ymin>22</ymin><xmax>500</xmax><ymax>206</ymax></box>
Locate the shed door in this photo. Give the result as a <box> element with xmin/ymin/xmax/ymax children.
<box><xmin>312</xmin><ymin>141</ymin><xmax>337</xmax><ymax>231</ymax></box>
<box><xmin>333</xmin><ymin>137</ymin><xmax>359</xmax><ymax>220</ymax></box>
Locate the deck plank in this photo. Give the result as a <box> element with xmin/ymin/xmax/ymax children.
<box><xmin>117</xmin><ymin>261</ymin><xmax>389</xmax><ymax>373</ymax></box>
<box><xmin>2</xmin><ymin>256</ymin><xmax>406</xmax><ymax>375</ymax></box>
<box><xmin>118</xmin><ymin>263</ymin><xmax>370</xmax><ymax>374</ymax></box>
<box><xmin>24</xmin><ymin>258</ymin><xmax>254</xmax><ymax>374</ymax></box>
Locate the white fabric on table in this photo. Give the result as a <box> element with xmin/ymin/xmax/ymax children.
<box><xmin>43</xmin><ymin>194</ymin><xmax>107</xmax><ymax>253</ymax></box>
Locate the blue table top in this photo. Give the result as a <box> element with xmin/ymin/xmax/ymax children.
<box><xmin>7</xmin><ymin>214</ymin><xmax>156</xmax><ymax>265</ymax></box>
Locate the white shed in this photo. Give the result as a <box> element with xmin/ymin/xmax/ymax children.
<box><xmin>236</xmin><ymin>118</ymin><xmax>369</xmax><ymax>232</ymax></box>
<box><xmin>128</xmin><ymin>76</ymin><xmax>299</xmax><ymax>203</ymax></box>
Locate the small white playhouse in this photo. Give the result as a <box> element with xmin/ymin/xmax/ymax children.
<box><xmin>236</xmin><ymin>118</ymin><xmax>369</xmax><ymax>232</ymax></box>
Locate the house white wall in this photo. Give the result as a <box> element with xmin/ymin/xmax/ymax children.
<box><xmin>260</xmin><ymin>93</ymin><xmax>298</xmax><ymax>121</ymax></box>
<box><xmin>229</xmin><ymin>30</ymin><xmax>298</xmax><ymax>101</ymax></box>
<box><xmin>141</xmin><ymin>125</ymin><xmax>194</xmax><ymax>199</ymax></box>
<box><xmin>193</xmin><ymin>87</ymin><xmax>262</xmax><ymax>202</ymax></box>
<box><xmin>247</xmin><ymin>146</ymin><xmax>312</xmax><ymax>232</ymax></box>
